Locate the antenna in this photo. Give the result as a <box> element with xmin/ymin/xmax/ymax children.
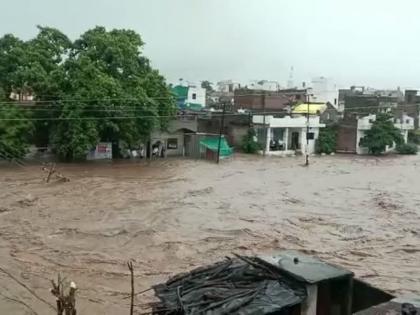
<box><xmin>287</xmin><ymin>66</ymin><xmax>295</xmax><ymax>88</ymax></box>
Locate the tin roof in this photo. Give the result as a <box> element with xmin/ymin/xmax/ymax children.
<box><xmin>257</xmin><ymin>250</ymin><xmax>353</xmax><ymax>284</ymax></box>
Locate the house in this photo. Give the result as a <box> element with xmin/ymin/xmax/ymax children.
<box><xmin>234</xmin><ymin>88</ymin><xmax>308</xmax><ymax>113</ymax></box>
<box><xmin>172</xmin><ymin>84</ymin><xmax>206</xmax><ymax>110</ymax></box>
<box><xmin>336</xmin><ymin>114</ymin><xmax>414</xmax><ymax>154</ymax></box>
<box><xmin>252</xmin><ymin>114</ymin><xmax>326</xmax><ymax>156</ymax></box>
<box><xmin>198</xmin><ymin>113</ymin><xmax>250</xmax><ymax>148</ymax></box>
<box><xmin>292</xmin><ymin>102</ymin><xmax>340</xmax><ymax>125</ymax></box>
<box><xmin>150</xmin><ymin>115</ymin><xmax>198</xmax><ymax>157</ymax></box>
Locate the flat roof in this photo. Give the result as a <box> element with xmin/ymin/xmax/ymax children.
<box><xmin>257</xmin><ymin>250</ymin><xmax>353</xmax><ymax>284</ymax></box>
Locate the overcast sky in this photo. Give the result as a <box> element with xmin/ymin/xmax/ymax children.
<box><xmin>1</xmin><ymin>0</ymin><xmax>419</xmax><ymax>89</ymax></box>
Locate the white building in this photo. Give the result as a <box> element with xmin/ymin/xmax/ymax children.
<box><xmin>187</xmin><ymin>86</ymin><xmax>206</xmax><ymax>108</ymax></box>
<box><xmin>310</xmin><ymin>76</ymin><xmax>338</xmax><ymax>107</ymax></box>
<box><xmin>252</xmin><ymin>115</ymin><xmax>326</xmax><ymax>156</ymax></box>
<box><xmin>249</xmin><ymin>80</ymin><xmax>280</xmax><ymax>91</ymax></box>
<box><xmin>356</xmin><ymin>114</ymin><xmax>414</xmax><ymax>154</ymax></box>
<box><xmin>217</xmin><ymin>80</ymin><xmax>241</xmax><ymax>93</ymax></box>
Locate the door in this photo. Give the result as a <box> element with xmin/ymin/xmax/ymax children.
<box><xmin>291</xmin><ymin>132</ymin><xmax>300</xmax><ymax>150</ymax></box>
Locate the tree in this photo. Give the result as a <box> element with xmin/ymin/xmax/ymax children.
<box><xmin>0</xmin><ymin>26</ymin><xmax>176</xmax><ymax>161</ymax></box>
<box><xmin>242</xmin><ymin>128</ymin><xmax>260</xmax><ymax>154</ymax></box>
<box><xmin>0</xmin><ymin>104</ymin><xmax>33</xmax><ymax>160</ymax></box>
<box><xmin>316</xmin><ymin>126</ymin><xmax>337</xmax><ymax>154</ymax></box>
<box><xmin>359</xmin><ymin>113</ymin><xmax>404</xmax><ymax>155</ymax></box>
<box><xmin>201</xmin><ymin>80</ymin><xmax>214</xmax><ymax>93</ymax></box>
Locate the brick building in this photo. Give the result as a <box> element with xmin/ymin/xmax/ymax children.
<box><xmin>234</xmin><ymin>88</ymin><xmax>307</xmax><ymax>113</ymax></box>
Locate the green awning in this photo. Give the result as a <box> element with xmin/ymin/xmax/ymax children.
<box><xmin>200</xmin><ymin>136</ymin><xmax>233</xmax><ymax>157</ymax></box>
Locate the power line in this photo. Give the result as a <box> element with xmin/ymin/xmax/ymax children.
<box><xmin>0</xmin><ymin>112</ymin><xmax>249</xmax><ymax>122</ymax></box>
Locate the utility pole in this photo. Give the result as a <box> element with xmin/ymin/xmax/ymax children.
<box><xmin>216</xmin><ymin>103</ymin><xmax>226</xmax><ymax>164</ymax></box>
<box><xmin>262</xmin><ymin>93</ymin><xmax>267</xmax><ymax>156</ymax></box>
<box><xmin>305</xmin><ymin>93</ymin><xmax>310</xmax><ymax>166</ymax></box>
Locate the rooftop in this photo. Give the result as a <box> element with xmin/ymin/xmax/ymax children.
<box><xmin>257</xmin><ymin>250</ymin><xmax>353</xmax><ymax>284</ymax></box>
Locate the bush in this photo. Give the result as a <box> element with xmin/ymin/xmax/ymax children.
<box><xmin>316</xmin><ymin>126</ymin><xmax>337</xmax><ymax>154</ymax></box>
<box><xmin>396</xmin><ymin>143</ymin><xmax>418</xmax><ymax>155</ymax></box>
<box><xmin>408</xmin><ymin>130</ymin><xmax>420</xmax><ymax>145</ymax></box>
<box><xmin>242</xmin><ymin>129</ymin><xmax>261</xmax><ymax>154</ymax></box>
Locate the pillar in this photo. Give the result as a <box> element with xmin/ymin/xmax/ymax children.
<box><xmin>301</xmin><ymin>128</ymin><xmax>307</xmax><ymax>155</ymax></box>
<box><xmin>284</xmin><ymin>128</ymin><xmax>289</xmax><ymax>151</ymax></box>
<box><xmin>265</xmin><ymin>127</ymin><xmax>271</xmax><ymax>153</ymax></box>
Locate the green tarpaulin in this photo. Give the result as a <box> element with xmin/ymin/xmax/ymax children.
<box><xmin>200</xmin><ymin>136</ymin><xmax>233</xmax><ymax>157</ymax></box>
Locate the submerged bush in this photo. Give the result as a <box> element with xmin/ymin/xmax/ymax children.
<box><xmin>396</xmin><ymin>143</ymin><xmax>418</xmax><ymax>155</ymax></box>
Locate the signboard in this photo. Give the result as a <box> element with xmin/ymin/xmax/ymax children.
<box><xmin>87</xmin><ymin>142</ymin><xmax>112</xmax><ymax>160</ymax></box>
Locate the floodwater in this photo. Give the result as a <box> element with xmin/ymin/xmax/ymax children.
<box><xmin>1</xmin><ymin>154</ymin><xmax>420</xmax><ymax>314</ymax></box>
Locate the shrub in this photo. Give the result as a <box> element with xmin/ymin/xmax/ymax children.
<box><xmin>408</xmin><ymin>130</ymin><xmax>420</xmax><ymax>145</ymax></box>
<box><xmin>396</xmin><ymin>143</ymin><xmax>418</xmax><ymax>155</ymax></box>
<box><xmin>242</xmin><ymin>129</ymin><xmax>261</xmax><ymax>154</ymax></box>
<box><xmin>316</xmin><ymin>126</ymin><xmax>337</xmax><ymax>154</ymax></box>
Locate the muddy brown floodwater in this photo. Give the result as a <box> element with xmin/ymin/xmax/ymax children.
<box><xmin>1</xmin><ymin>154</ymin><xmax>420</xmax><ymax>314</ymax></box>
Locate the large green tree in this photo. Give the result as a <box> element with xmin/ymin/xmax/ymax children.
<box><xmin>0</xmin><ymin>89</ymin><xmax>33</xmax><ymax>160</ymax></box>
<box><xmin>360</xmin><ymin>113</ymin><xmax>404</xmax><ymax>155</ymax></box>
<box><xmin>0</xmin><ymin>26</ymin><xmax>176</xmax><ymax>161</ymax></box>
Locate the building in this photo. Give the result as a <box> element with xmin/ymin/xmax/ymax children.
<box><xmin>198</xmin><ymin>113</ymin><xmax>250</xmax><ymax>148</ymax></box>
<box><xmin>216</xmin><ymin>80</ymin><xmax>241</xmax><ymax>93</ymax></box>
<box><xmin>234</xmin><ymin>88</ymin><xmax>307</xmax><ymax>112</ymax></box>
<box><xmin>310</xmin><ymin>76</ymin><xmax>338</xmax><ymax>107</ymax></box>
<box><xmin>336</xmin><ymin>114</ymin><xmax>414</xmax><ymax>154</ymax></box>
<box><xmin>339</xmin><ymin>86</ymin><xmax>402</xmax><ymax>115</ymax></box>
<box><xmin>401</xmin><ymin>89</ymin><xmax>420</xmax><ymax>128</ymax></box>
<box><xmin>172</xmin><ymin>84</ymin><xmax>206</xmax><ymax>110</ymax></box>
<box><xmin>150</xmin><ymin>116</ymin><xmax>198</xmax><ymax>157</ymax></box>
<box><xmin>292</xmin><ymin>102</ymin><xmax>340</xmax><ymax>125</ymax></box>
<box><xmin>252</xmin><ymin>114</ymin><xmax>326</xmax><ymax>156</ymax></box>
<box><xmin>248</xmin><ymin>80</ymin><xmax>281</xmax><ymax>91</ymax></box>
<box><xmin>153</xmin><ymin>250</ymin><xmax>395</xmax><ymax>315</ymax></box>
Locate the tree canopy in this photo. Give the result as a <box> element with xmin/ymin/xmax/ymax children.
<box><xmin>359</xmin><ymin>113</ymin><xmax>404</xmax><ymax>155</ymax></box>
<box><xmin>0</xmin><ymin>26</ymin><xmax>176</xmax><ymax>160</ymax></box>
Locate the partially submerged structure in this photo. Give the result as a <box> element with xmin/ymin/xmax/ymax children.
<box><xmin>152</xmin><ymin>250</ymin><xmax>395</xmax><ymax>315</ymax></box>
<box><xmin>252</xmin><ymin>115</ymin><xmax>326</xmax><ymax>156</ymax></box>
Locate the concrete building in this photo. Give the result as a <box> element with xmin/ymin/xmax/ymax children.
<box><xmin>292</xmin><ymin>102</ymin><xmax>340</xmax><ymax>125</ymax></box>
<box><xmin>249</xmin><ymin>80</ymin><xmax>280</xmax><ymax>91</ymax></box>
<box><xmin>172</xmin><ymin>84</ymin><xmax>206</xmax><ymax>110</ymax></box>
<box><xmin>150</xmin><ymin>116</ymin><xmax>198</xmax><ymax>157</ymax></box>
<box><xmin>338</xmin><ymin>86</ymin><xmax>402</xmax><ymax>115</ymax></box>
<box><xmin>198</xmin><ymin>113</ymin><xmax>250</xmax><ymax>148</ymax></box>
<box><xmin>234</xmin><ymin>88</ymin><xmax>307</xmax><ymax>112</ymax></box>
<box><xmin>401</xmin><ymin>89</ymin><xmax>420</xmax><ymax>128</ymax></box>
<box><xmin>336</xmin><ymin>114</ymin><xmax>414</xmax><ymax>154</ymax></box>
<box><xmin>310</xmin><ymin>76</ymin><xmax>338</xmax><ymax>107</ymax></box>
<box><xmin>216</xmin><ymin>80</ymin><xmax>241</xmax><ymax>93</ymax></box>
<box><xmin>252</xmin><ymin>114</ymin><xmax>325</xmax><ymax>156</ymax></box>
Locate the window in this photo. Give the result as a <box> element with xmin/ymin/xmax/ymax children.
<box><xmin>334</xmin><ymin>98</ymin><xmax>337</xmax><ymax>105</ymax></box>
<box><xmin>167</xmin><ymin>138</ymin><xmax>178</xmax><ymax>150</ymax></box>
<box><xmin>406</xmin><ymin>119</ymin><xmax>410</xmax><ymax>124</ymax></box>
<box><xmin>192</xmin><ymin>93</ymin><xmax>197</xmax><ymax>100</ymax></box>
<box><xmin>307</xmin><ymin>132</ymin><xmax>315</xmax><ymax>140</ymax></box>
